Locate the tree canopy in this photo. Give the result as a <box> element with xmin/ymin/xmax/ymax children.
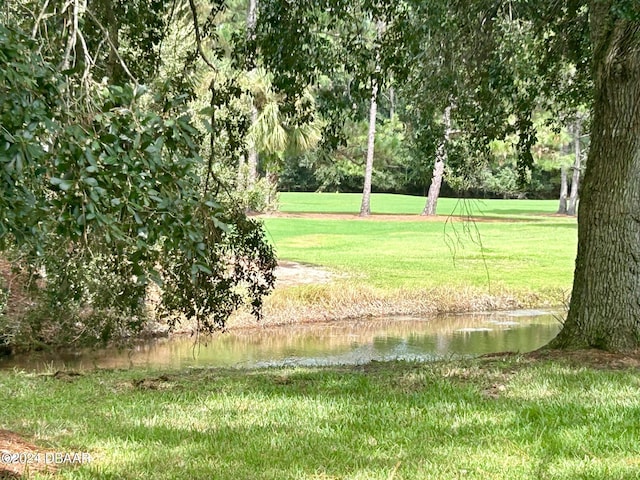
<box><xmin>0</xmin><ymin>2</ymin><xmax>276</xmax><ymax>343</ymax></box>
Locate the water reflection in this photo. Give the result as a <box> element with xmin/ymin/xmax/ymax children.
<box><xmin>0</xmin><ymin>310</ymin><xmax>562</xmax><ymax>372</ymax></box>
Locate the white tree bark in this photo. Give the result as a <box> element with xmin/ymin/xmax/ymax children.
<box><xmin>557</xmin><ymin>165</ymin><xmax>568</xmax><ymax>214</ymax></box>
<box><xmin>359</xmin><ymin>21</ymin><xmax>384</xmax><ymax>217</ymax></box>
<box><xmin>247</xmin><ymin>0</ymin><xmax>257</xmax><ymax>31</ymax></box>
<box><xmin>247</xmin><ymin>107</ymin><xmax>259</xmax><ymax>189</ymax></box>
<box><xmin>359</xmin><ymin>78</ymin><xmax>378</xmax><ymax>217</ymax></box>
<box><xmin>246</xmin><ymin>0</ymin><xmax>259</xmax><ymax>189</ymax></box>
<box><xmin>422</xmin><ymin>104</ymin><xmax>452</xmax><ymax>216</ymax></box>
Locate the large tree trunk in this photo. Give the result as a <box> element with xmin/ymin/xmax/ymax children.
<box><xmin>422</xmin><ymin>104</ymin><xmax>452</xmax><ymax>216</ymax></box>
<box><xmin>557</xmin><ymin>166</ymin><xmax>568</xmax><ymax>214</ymax></box>
<box><xmin>551</xmin><ymin>4</ymin><xmax>640</xmax><ymax>352</ymax></box>
<box><xmin>567</xmin><ymin>118</ymin><xmax>583</xmax><ymax>216</ymax></box>
<box><xmin>359</xmin><ymin>78</ymin><xmax>378</xmax><ymax>217</ymax></box>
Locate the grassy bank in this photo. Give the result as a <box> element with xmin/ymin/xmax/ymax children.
<box><xmin>245</xmin><ymin>193</ymin><xmax>577</xmax><ymax>326</ymax></box>
<box><xmin>1</xmin><ymin>354</ymin><xmax>639</xmax><ymax>479</ymax></box>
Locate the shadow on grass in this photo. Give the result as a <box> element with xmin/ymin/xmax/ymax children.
<box><xmin>37</xmin><ymin>361</ymin><xmax>640</xmax><ymax>480</ymax></box>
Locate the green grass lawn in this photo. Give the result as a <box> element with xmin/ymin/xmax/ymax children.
<box><xmin>263</xmin><ymin>193</ymin><xmax>577</xmax><ymax>303</ymax></box>
<box><xmin>277</xmin><ymin>192</ymin><xmax>562</xmax><ymax>219</ymax></box>
<box><xmin>1</xmin><ymin>356</ymin><xmax>638</xmax><ymax>479</ymax></box>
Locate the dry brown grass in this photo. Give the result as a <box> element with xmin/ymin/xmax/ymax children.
<box><xmin>227</xmin><ymin>280</ymin><xmax>559</xmax><ymax>329</ymax></box>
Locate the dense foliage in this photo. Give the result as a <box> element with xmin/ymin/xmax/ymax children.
<box><xmin>254</xmin><ymin>1</ymin><xmax>590</xmax><ymax>201</ymax></box>
<box><xmin>0</xmin><ymin>5</ymin><xmax>276</xmax><ymax>347</ymax></box>
<box><xmin>3</xmin><ymin>0</ymin><xmax>639</xmax><ymax>352</ymax></box>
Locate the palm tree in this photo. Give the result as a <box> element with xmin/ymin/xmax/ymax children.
<box><xmin>240</xmin><ymin>68</ymin><xmax>323</xmax><ymax>208</ymax></box>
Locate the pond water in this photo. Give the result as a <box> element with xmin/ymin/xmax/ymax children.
<box><xmin>0</xmin><ymin>310</ymin><xmax>562</xmax><ymax>372</ymax></box>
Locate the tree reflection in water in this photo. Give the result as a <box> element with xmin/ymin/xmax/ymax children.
<box><xmin>0</xmin><ymin>311</ymin><xmax>561</xmax><ymax>372</ymax></box>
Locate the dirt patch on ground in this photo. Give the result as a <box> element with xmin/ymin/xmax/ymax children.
<box><xmin>131</xmin><ymin>374</ymin><xmax>178</xmax><ymax>391</ymax></box>
<box><xmin>0</xmin><ymin>430</ymin><xmax>57</xmax><ymax>478</ymax></box>
<box><xmin>274</xmin><ymin>260</ymin><xmax>337</xmax><ymax>288</ymax></box>
<box><xmin>525</xmin><ymin>348</ymin><xmax>640</xmax><ymax>369</ymax></box>
<box><xmin>481</xmin><ymin>348</ymin><xmax>640</xmax><ymax>370</ymax></box>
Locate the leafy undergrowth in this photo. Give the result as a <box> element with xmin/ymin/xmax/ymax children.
<box><xmin>1</xmin><ymin>351</ymin><xmax>639</xmax><ymax>479</ymax></box>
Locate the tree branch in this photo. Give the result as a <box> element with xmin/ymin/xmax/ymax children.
<box><xmin>76</xmin><ymin>27</ymin><xmax>95</xmax><ymax>87</ymax></box>
<box><xmin>31</xmin><ymin>0</ymin><xmax>51</xmax><ymax>39</ymax></box>
<box><xmin>188</xmin><ymin>0</ymin><xmax>217</xmax><ymax>71</ymax></box>
<box><xmin>84</xmin><ymin>8</ymin><xmax>139</xmax><ymax>85</ymax></box>
<box><xmin>60</xmin><ymin>0</ymin><xmax>79</xmax><ymax>71</ymax></box>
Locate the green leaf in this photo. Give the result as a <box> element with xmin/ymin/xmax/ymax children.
<box><xmin>85</xmin><ymin>148</ymin><xmax>97</xmax><ymax>166</ymax></box>
<box><xmin>133</xmin><ymin>84</ymin><xmax>148</xmax><ymax>99</ymax></box>
<box><xmin>192</xmin><ymin>263</ymin><xmax>213</xmax><ymax>275</ymax></box>
<box><xmin>212</xmin><ymin>217</ymin><xmax>229</xmax><ymax>232</ymax></box>
<box><xmin>149</xmin><ymin>269</ymin><xmax>163</xmax><ymax>287</ymax></box>
<box><xmin>50</xmin><ymin>177</ymin><xmax>74</xmax><ymax>191</ymax></box>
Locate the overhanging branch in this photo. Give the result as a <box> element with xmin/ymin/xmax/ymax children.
<box><xmin>188</xmin><ymin>0</ymin><xmax>217</xmax><ymax>71</ymax></box>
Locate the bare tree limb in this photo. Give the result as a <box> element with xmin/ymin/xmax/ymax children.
<box><xmin>61</xmin><ymin>0</ymin><xmax>80</xmax><ymax>71</ymax></box>
<box><xmin>84</xmin><ymin>8</ymin><xmax>139</xmax><ymax>85</ymax></box>
<box><xmin>31</xmin><ymin>0</ymin><xmax>51</xmax><ymax>38</ymax></box>
<box><xmin>188</xmin><ymin>0</ymin><xmax>217</xmax><ymax>71</ymax></box>
<box><xmin>76</xmin><ymin>27</ymin><xmax>94</xmax><ymax>86</ymax></box>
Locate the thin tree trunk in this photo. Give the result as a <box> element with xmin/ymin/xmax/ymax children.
<box><xmin>247</xmin><ymin>0</ymin><xmax>257</xmax><ymax>31</ymax></box>
<box><xmin>247</xmin><ymin>107</ymin><xmax>258</xmax><ymax>189</ymax></box>
<box><xmin>266</xmin><ymin>168</ymin><xmax>278</xmax><ymax>209</ymax></box>
<box><xmin>567</xmin><ymin>118</ymin><xmax>582</xmax><ymax>215</ymax></box>
<box><xmin>422</xmin><ymin>104</ymin><xmax>452</xmax><ymax>216</ymax></box>
<box><xmin>237</xmin><ymin>155</ymin><xmax>246</xmax><ymax>188</ymax></box>
<box><xmin>359</xmin><ymin>78</ymin><xmax>378</xmax><ymax>217</ymax></box>
<box><xmin>557</xmin><ymin>166</ymin><xmax>568</xmax><ymax>214</ymax></box>
<box><xmin>360</xmin><ymin>21</ymin><xmax>384</xmax><ymax>217</ymax></box>
<box><xmin>245</xmin><ymin>0</ymin><xmax>259</xmax><ymax>190</ymax></box>
<box><xmin>551</xmin><ymin>3</ymin><xmax>640</xmax><ymax>352</ymax></box>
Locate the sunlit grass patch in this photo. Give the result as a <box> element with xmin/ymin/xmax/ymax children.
<box><xmin>264</xmin><ymin>218</ymin><xmax>575</xmax><ymax>290</ymax></box>
<box><xmin>277</xmin><ymin>192</ymin><xmax>562</xmax><ymax>219</ymax></box>
<box><xmin>258</xmin><ymin>212</ymin><xmax>575</xmax><ymax>323</ymax></box>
